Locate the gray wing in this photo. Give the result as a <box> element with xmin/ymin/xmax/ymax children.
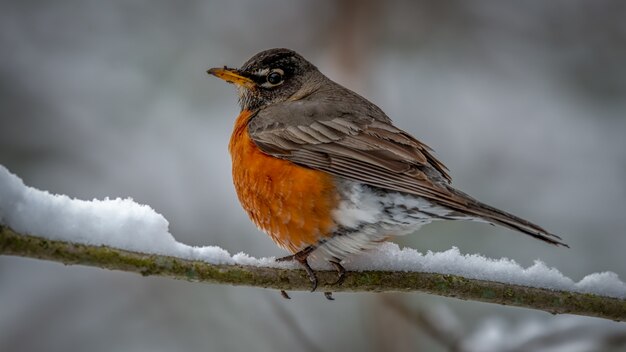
<box><xmin>248</xmin><ymin>98</ymin><xmax>459</xmax><ymax>203</ymax></box>
<box><xmin>247</xmin><ymin>97</ymin><xmax>567</xmax><ymax>246</ymax></box>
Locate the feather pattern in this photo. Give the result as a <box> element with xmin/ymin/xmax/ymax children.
<box><xmin>247</xmin><ymin>82</ymin><xmax>567</xmax><ymax>247</ymax></box>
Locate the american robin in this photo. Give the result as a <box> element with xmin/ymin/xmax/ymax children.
<box><xmin>208</xmin><ymin>48</ymin><xmax>567</xmax><ymax>299</ymax></box>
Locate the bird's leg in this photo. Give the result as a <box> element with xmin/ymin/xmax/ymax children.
<box><xmin>276</xmin><ymin>246</ymin><xmax>318</xmax><ymax>294</ymax></box>
<box><xmin>276</xmin><ymin>245</ymin><xmax>315</xmax><ymax>262</ymax></box>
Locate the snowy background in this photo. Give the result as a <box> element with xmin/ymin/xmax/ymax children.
<box><xmin>1</xmin><ymin>1</ymin><xmax>626</xmax><ymax>351</ymax></box>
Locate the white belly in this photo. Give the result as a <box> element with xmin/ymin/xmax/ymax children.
<box><xmin>316</xmin><ymin>180</ymin><xmax>456</xmax><ymax>260</ymax></box>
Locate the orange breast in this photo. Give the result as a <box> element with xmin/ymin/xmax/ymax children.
<box><xmin>228</xmin><ymin>110</ymin><xmax>338</xmax><ymax>253</ymax></box>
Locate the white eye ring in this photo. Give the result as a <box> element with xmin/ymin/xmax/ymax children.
<box><xmin>260</xmin><ymin>69</ymin><xmax>284</xmax><ymax>88</ymax></box>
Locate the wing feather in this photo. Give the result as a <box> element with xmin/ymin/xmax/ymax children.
<box><xmin>249</xmin><ymin>100</ymin><xmax>456</xmax><ymax>204</ymax></box>
<box><xmin>247</xmin><ymin>97</ymin><xmax>566</xmax><ymax>246</ymax></box>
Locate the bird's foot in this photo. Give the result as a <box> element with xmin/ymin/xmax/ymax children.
<box><xmin>275</xmin><ymin>246</ymin><xmax>318</xmax><ymax>296</ymax></box>
<box><xmin>323</xmin><ymin>259</ymin><xmax>347</xmax><ymax>301</ymax></box>
<box><xmin>329</xmin><ymin>259</ymin><xmax>346</xmax><ymax>286</ymax></box>
<box><xmin>275</xmin><ymin>249</ymin><xmax>346</xmax><ymax>300</ymax></box>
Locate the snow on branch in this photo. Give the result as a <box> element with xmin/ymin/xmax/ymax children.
<box><xmin>1</xmin><ymin>165</ymin><xmax>626</xmax><ymax>322</ymax></box>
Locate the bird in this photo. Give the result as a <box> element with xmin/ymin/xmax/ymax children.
<box><xmin>207</xmin><ymin>48</ymin><xmax>567</xmax><ymax>300</ymax></box>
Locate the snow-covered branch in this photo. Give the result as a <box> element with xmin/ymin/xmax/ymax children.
<box><xmin>1</xmin><ymin>164</ymin><xmax>626</xmax><ymax>322</ymax></box>
<box><xmin>1</xmin><ymin>225</ymin><xmax>625</xmax><ymax>322</ymax></box>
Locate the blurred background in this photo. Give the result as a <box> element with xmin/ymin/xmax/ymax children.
<box><xmin>1</xmin><ymin>1</ymin><xmax>626</xmax><ymax>351</ymax></box>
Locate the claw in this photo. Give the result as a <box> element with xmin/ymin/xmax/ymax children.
<box><xmin>300</xmin><ymin>259</ymin><xmax>318</xmax><ymax>292</ymax></box>
<box><xmin>329</xmin><ymin>260</ymin><xmax>346</xmax><ymax>286</ymax></box>
<box><xmin>322</xmin><ymin>260</ymin><xmax>346</xmax><ymax>300</ymax></box>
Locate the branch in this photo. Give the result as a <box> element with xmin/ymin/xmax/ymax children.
<box><xmin>1</xmin><ymin>224</ymin><xmax>625</xmax><ymax>322</ymax></box>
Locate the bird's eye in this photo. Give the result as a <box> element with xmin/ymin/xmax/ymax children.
<box><xmin>267</xmin><ymin>71</ymin><xmax>283</xmax><ymax>85</ymax></box>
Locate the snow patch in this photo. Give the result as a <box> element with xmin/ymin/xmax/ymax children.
<box><xmin>346</xmin><ymin>243</ymin><xmax>626</xmax><ymax>298</ymax></box>
<box><xmin>0</xmin><ymin>164</ymin><xmax>236</xmax><ymax>265</ymax></box>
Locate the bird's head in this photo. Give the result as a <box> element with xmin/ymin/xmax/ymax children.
<box><xmin>208</xmin><ymin>48</ymin><xmax>321</xmax><ymax>111</ymax></box>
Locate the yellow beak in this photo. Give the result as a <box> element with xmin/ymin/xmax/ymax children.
<box><xmin>207</xmin><ymin>67</ymin><xmax>255</xmax><ymax>88</ymax></box>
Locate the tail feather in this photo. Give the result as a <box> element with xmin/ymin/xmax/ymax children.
<box><xmin>446</xmin><ymin>188</ymin><xmax>569</xmax><ymax>247</ymax></box>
